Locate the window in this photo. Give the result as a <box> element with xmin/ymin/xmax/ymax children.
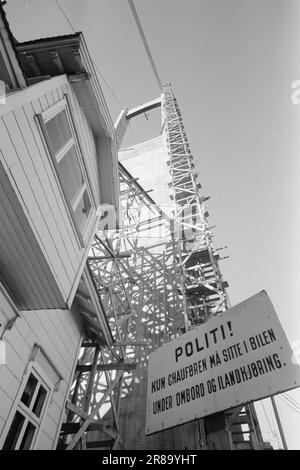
<box><xmin>39</xmin><ymin>99</ymin><xmax>92</xmax><ymax>239</ymax></box>
<box><xmin>2</xmin><ymin>370</ymin><xmax>50</xmax><ymax>450</ymax></box>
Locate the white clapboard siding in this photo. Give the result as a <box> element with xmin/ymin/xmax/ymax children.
<box><xmin>13</xmin><ymin>107</ymin><xmax>79</xmax><ymax>275</ymax></box>
<box><xmin>23</xmin><ymin>100</ymin><xmax>80</xmax><ymax>261</ymax></box>
<box><xmin>0</xmin><ymin>284</ymin><xmax>82</xmax><ymax>449</ymax></box>
<box><xmin>0</xmin><ymin>76</ymin><xmax>100</xmax><ymax>309</ymax></box>
<box><xmin>0</xmin><ymin>390</ymin><xmax>13</xmax><ymax>423</ymax></box>
<box><xmin>47</xmin><ymin>400</ymin><xmax>62</xmax><ymax>426</ymax></box>
<box><xmin>2</xmin><ymin>112</ymin><xmax>72</xmax><ymax>290</ymax></box>
<box><xmin>64</xmin><ymin>82</ymin><xmax>100</xmax><ymax>206</ymax></box>
<box><xmin>0</xmin><ymin>367</ymin><xmax>21</xmax><ymax>404</ymax></box>
<box><xmin>42</xmin><ymin>414</ymin><xmax>58</xmax><ymax>441</ymax></box>
<box><xmin>0</xmin><ymin>151</ymin><xmax>66</xmax><ymax>309</ymax></box>
<box><xmin>35</xmin><ymin>432</ymin><xmax>53</xmax><ymax>450</ymax></box>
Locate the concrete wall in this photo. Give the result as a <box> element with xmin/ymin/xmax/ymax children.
<box><xmin>119</xmin><ymin>136</ymin><xmax>173</xmax><ymax>218</ymax></box>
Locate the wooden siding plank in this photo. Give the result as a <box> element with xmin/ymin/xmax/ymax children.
<box><xmin>59</xmin><ymin>304</ymin><xmax>83</xmax><ymax>343</ymax></box>
<box><xmin>0</xmin><ymin>367</ymin><xmax>21</xmax><ymax>401</ymax></box>
<box><xmin>52</xmin><ymin>387</ymin><xmax>67</xmax><ymax>408</ymax></box>
<box><xmin>28</xmin><ymin>97</ymin><xmax>82</xmax><ymax>258</ymax></box>
<box><xmin>16</xmin><ymin>104</ymin><xmax>80</xmax><ymax>273</ymax></box>
<box><xmin>0</xmin><ymin>114</ymin><xmax>70</xmax><ymax>298</ymax></box>
<box><xmin>51</xmin><ymin>88</ymin><xmax>60</xmax><ymax>104</ymax></box>
<box><xmin>0</xmin><ymin>168</ymin><xmax>59</xmax><ymax>308</ymax></box>
<box><xmin>38</xmin><ymin>94</ymin><xmax>49</xmax><ymax>112</ymax></box>
<box><xmin>56</xmin><ymin>86</ymin><xmax>64</xmax><ymax>100</ymax></box>
<box><xmin>0</xmin><ymin>120</ymin><xmax>67</xmax><ymax>303</ymax></box>
<box><xmin>9</xmin><ymin>109</ymin><xmax>76</xmax><ymax>283</ymax></box>
<box><xmin>0</xmin><ymin>389</ymin><xmax>13</xmax><ymax>422</ymax></box>
<box><xmin>52</xmin><ymin>309</ymin><xmax>82</xmax><ymax>356</ymax></box>
<box><xmin>14</xmin><ymin>316</ymin><xmax>38</xmax><ymax>347</ymax></box>
<box><xmin>44</xmin><ymin>413</ymin><xmax>59</xmax><ymax>439</ymax></box>
<box><xmin>65</xmin><ymin>84</ymin><xmax>100</xmax><ymax>206</ymax></box>
<box><xmin>45</xmin><ymin>91</ymin><xmax>55</xmax><ymax>108</ymax></box>
<box><xmin>0</xmin><ymin>417</ymin><xmax>5</xmax><ymax>437</ymax></box>
<box><xmin>49</xmin><ymin>309</ymin><xmax>79</xmax><ymax>352</ymax></box>
<box><xmin>47</xmin><ymin>400</ymin><xmax>62</xmax><ymax>425</ymax></box>
<box><xmin>36</xmin><ymin>431</ymin><xmax>53</xmax><ymax>450</ymax></box>
<box><xmin>20</xmin><ymin>312</ymin><xmax>69</xmax><ymax>376</ymax></box>
<box><xmin>21</xmin><ymin>310</ymin><xmax>80</xmax><ymax>379</ymax></box>
<box><xmin>35</xmin><ymin>311</ymin><xmax>74</xmax><ymax>365</ymax></box>
<box><xmin>15</xmin><ymin>312</ymin><xmax>81</xmax><ymax>382</ymax></box>
<box><xmin>0</xmin><ymin>215</ymin><xmax>47</xmax><ymax>309</ymax></box>
<box><xmin>4</xmin><ymin>341</ymin><xmax>26</xmax><ymax>379</ymax></box>
<box><xmin>5</xmin><ymin>326</ymin><xmax>32</xmax><ymax>365</ymax></box>
<box><xmin>0</xmin><ymin>76</ymin><xmax>68</xmax><ymax>118</ymax></box>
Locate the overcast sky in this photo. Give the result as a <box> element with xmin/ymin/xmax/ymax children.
<box><xmin>5</xmin><ymin>0</ymin><xmax>300</xmax><ymax>449</ymax></box>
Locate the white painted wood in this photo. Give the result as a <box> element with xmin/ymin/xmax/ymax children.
<box><xmin>41</xmin><ymin>97</ymin><xmax>66</xmax><ymax>122</ymax></box>
<box><xmin>0</xmin><ymin>70</ymin><xmax>117</xmax><ymax>447</ymax></box>
<box><xmin>25</xmin><ymin>98</ymin><xmax>80</xmax><ymax>258</ymax></box>
<box><xmin>2</xmin><ymin>111</ymin><xmax>72</xmax><ymax>291</ymax></box>
<box><xmin>48</xmin><ymin>309</ymin><xmax>80</xmax><ymax>352</ymax></box>
<box><xmin>0</xmin><ymin>389</ymin><xmax>13</xmax><ymax>422</ymax></box>
<box><xmin>0</xmin><ymin>286</ymin><xmax>82</xmax><ymax>449</ymax></box>
<box><xmin>21</xmin><ymin>313</ymin><xmax>69</xmax><ymax>378</ymax></box>
<box><xmin>34</xmin><ymin>311</ymin><xmax>74</xmax><ymax>365</ymax></box>
<box><xmin>51</xmin><ymin>88</ymin><xmax>60</xmax><ymax>104</ymax></box>
<box><xmin>0</xmin><ymin>179</ymin><xmax>55</xmax><ymax>308</ymax></box>
<box><xmin>0</xmin><ymin>368</ymin><xmax>20</xmax><ymax>401</ymax></box>
<box><xmin>47</xmin><ymin>400</ymin><xmax>62</xmax><ymax>425</ymax></box>
<box><xmin>43</xmin><ymin>413</ymin><xmax>59</xmax><ymax>440</ymax></box>
<box><xmin>0</xmin><ymin>75</ymin><xmax>68</xmax><ymax>117</ymax></box>
<box><xmin>3</xmin><ymin>341</ymin><xmax>27</xmax><ymax>379</ymax></box>
<box><xmin>0</xmin><ymin>119</ymin><xmax>68</xmax><ymax>303</ymax></box>
<box><xmin>0</xmin><ymin>78</ymin><xmax>105</xmax><ymax>308</ymax></box>
<box><xmin>4</xmin><ymin>327</ymin><xmax>32</xmax><ymax>364</ymax></box>
<box><xmin>0</xmin><ymin>417</ymin><xmax>4</xmax><ymax>438</ymax></box>
<box><xmin>35</xmin><ymin>431</ymin><xmax>53</xmax><ymax>450</ymax></box>
<box><xmin>65</xmin><ymin>84</ymin><xmax>100</xmax><ymax>206</ymax></box>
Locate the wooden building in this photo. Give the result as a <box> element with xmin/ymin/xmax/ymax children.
<box><xmin>0</xmin><ymin>5</ymin><xmax>270</xmax><ymax>451</ymax></box>
<box><xmin>0</xmin><ymin>5</ymin><xmax>119</xmax><ymax>449</ymax></box>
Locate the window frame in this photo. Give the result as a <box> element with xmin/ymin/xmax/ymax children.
<box><xmin>0</xmin><ymin>362</ymin><xmax>53</xmax><ymax>450</ymax></box>
<box><xmin>36</xmin><ymin>97</ymin><xmax>95</xmax><ymax>247</ymax></box>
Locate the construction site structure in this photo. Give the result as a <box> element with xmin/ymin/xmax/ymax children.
<box><xmin>0</xmin><ymin>5</ymin><xmax>271</xmax><ymax>450</ymax></box>
<box><xmin>58</xmin><ymin>85</ymin><xmax>269</xmax><ymax>450</ymax></box>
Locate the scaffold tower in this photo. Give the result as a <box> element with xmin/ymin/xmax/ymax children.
<box><xmin>58</xmin><ymin>84</ymin><xmax>265</xmax><ymax>451</ymax></box>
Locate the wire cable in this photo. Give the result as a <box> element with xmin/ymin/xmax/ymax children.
<box><xmin>281</xmin><ymin>394</ymin><xmax>300</xmax><ymax>412</ymax></box>
<box><xmin>53</xmin><ymin>0</ymin><xmax>125</xmax><ymax>110</ymax></box>
<box><xmin>127</xmin><ymin>0</ymin><xmax>163</xmax><ymax>91</ymax></box>
<box><xmin>279</xmin><ymin>395</ymin><xmax>300</xmax><ymax>415</ymax></box>
<box><xmin>282</xmin><ymin>392</ymin><xmax>300</xmax><ymax>410</ymax></box>
<box><xmin>53</xmin><ymin>0</ymin><xmax>76</xmax><ymax>33</ymax></box>
<box><xmin>261</xmin><ymin>400</ymin><xmax>282</xmax><ymax>449</ymax></box>
<box><xmin>261</xmin><ymin>401</ymin><xmax>274</xmax><ymax>437</ymax></box>
<box><xmin>92</xmin><ymin>60</ymin><xmax>125</xmax><ymax>109</ymax></box>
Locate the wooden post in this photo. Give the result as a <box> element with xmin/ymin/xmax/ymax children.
<box><xmin>271</xmin><ymin>396</ymin><xmax>288</xmax><ymax>450</ymax></box>
<box><xmin>66</xmin><ymin>371</ymin><xmax>123</xmax><ymax>450</ymax></box>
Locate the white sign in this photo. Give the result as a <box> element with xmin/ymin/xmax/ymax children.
<box><xmin>0</xmin><ymin>340</ymin><xmax>6</xmax><ymax>366</ymax></box>
<box><xmin>146</xmin><ymin>291</ymin><xmax>300</xmax><ymax>435</ymax></box>
<box><xmin>0</xmin><ymin>80</ymin><xmax>6</xmax><ymax>105</ymax></box>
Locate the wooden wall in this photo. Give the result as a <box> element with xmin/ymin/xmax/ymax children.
<box><xmin>0</xmin><ymin>283</ymin><xmax>82</xmax><ymax>449</ymax></box>
<box><xmin>0</xmin><ymin>76</ymin><xmax>100</xmax><ymax>308</ymax></box>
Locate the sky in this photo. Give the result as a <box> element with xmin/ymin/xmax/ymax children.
<box><xmin>4</xmin><ymin>0</ymin><xmax>300</xmax><ymax>450</ymax></box>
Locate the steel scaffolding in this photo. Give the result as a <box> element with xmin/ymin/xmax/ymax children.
<box><xmin>58</xmin><ymin>85</ymin><xmax>265</xmax><ymax>450</ymax></box>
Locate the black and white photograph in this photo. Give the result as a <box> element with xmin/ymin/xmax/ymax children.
<box><xmin>0</xmin><ymin>0</ymin><xmax>299</xmax><ymax>455</ymax></box>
